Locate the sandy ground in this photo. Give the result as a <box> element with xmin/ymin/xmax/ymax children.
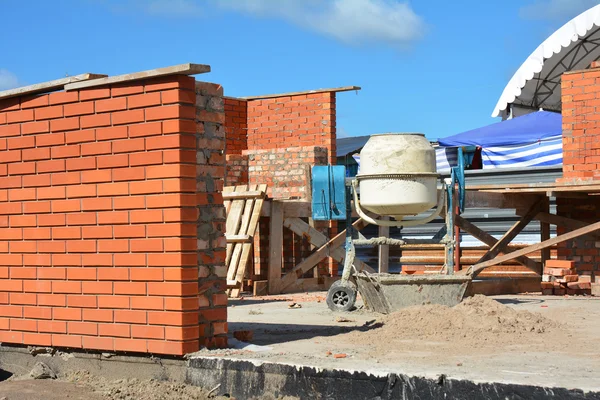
<box><xmin>193</xmin><ymin>292</ymin><xmax>600</xmax><ymax>392</ymax></box>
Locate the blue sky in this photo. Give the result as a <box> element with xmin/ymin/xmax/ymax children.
<box><xmin>0</xmin><ymin>0</ymin><xmax>598</xmax><ymax>140</ymax></box>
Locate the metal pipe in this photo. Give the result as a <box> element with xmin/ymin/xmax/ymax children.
<box><xmin>351</xmin><ymin>179</ymin><xmax>446</xmax><ymax>228</ymax></box>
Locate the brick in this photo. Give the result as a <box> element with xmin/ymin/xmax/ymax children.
<box><xmin>114</xmin><ymin>282</ymin><xmax>146</xmax><ymax>295</ymax></box>
<box><xmin>37</xmin><ymin>241</ymin><xmax>67</xmax><ymax>254</ymax></box>
<box><xmin>24</xmin><ymin>306</ymin><xmax>53</xmax><ymax>320</ymax></box>
<box><xmin>163</xmin><ymin>119</ymin><xmax>197</xmax><ymax>134</ymax></box>
<box><xmin>38</xmin><ymin>186</ymin><xmax>67</xmax><ymax>200</ymax></box>
<box><xmin>113</xmin><ymin>138</ymin><xmax>145</xmax><ymax>154</ymax></box>
<box><xmin>51</xmin><ymin>227</ymin><xmax>82</xmax><ymax>239</ymax></box>
<box><xmin>82</xmin><ymin>336</ymin><xmax>114</xmax><ymax>352</ymax></box>
<box><xmin>9</xmin><ymin>215</ymin><xmax>37</xmax><ymax>227</ymax></box>
<box><xmin>50</xmin><ymin>117</ymin><xmax>80</xmax><ymax>132</ymax></box>
<box><xmin>162</xmin><ymin>89</ymin><xmax>195</xmax><ymax>105</ymax></box>
<box><xmin>146</xmin><ymin>134</ymin><xmax>195</xmax><ymax>150</ymax></box>
<box><xmin>146</xmin><ymin>105</ymin><xmax>194</xmax><ymax>121</ymax></box>
<box><xmin>82</xmin><ymin>253</ymin><xmax>113</xmax><ymax>266</ymax></box>
<box><xmin>97</xmin><ymin>211</ymin><xmax>129</xmax><ymax>225</ymax></box>
<box><xmin>114</xmin><ymin>225</ymin><xmax>146</xmax><ymax>238</ymax></box>
<box><xmin>66</xmin><ymin>156</ymin><xmax>96</xmax><ymax>171</ymax></box>
<box><xmin>97</xmin><ymin>268</ymin><xmax>129</xmax><ymax>281</ymax></box>
<box><xmin>114</xmin><ymin>196</ymin><xmax>146</xmax><ymax>210</ymax></box>
<box><xmin>66</xmin><ymin>213</ymin><xmax>96</xmax><ymax>226</ymax></box>
<box><xmin>51</xmin><ymin>199</ymin><xmax>81</xmax><ymax>212</ymax></box>
<box><xmin>11</xmin><ymin>318</ymin><xmax>38</xmax><ymax>332</ymax></box>
<box><xmin>95</xmin><ymin>97</ymin><xmax>127</xmax><ymax>113</ymax></box>
<box><xmin>22</xmin><ymin>148</ymin><xmax>50</xmax><ymax>163</ymax></box>
<box><xmin>115</xmin><ymin>310</ymin><xmax>147</xmax><ymax>324</ymax></box>
<box><xmin>130</xmin><ymin>209</ymin><xmax>163</xmax><ymax>224</ymax></box>
<box><xmin>83</xmin><ymin>309</ymin><xmax>113</xmax><ymax>322</ymax></box>
<box><xmin>64</xmin><ymin>102</ymin><xmax>95</xmax><ymax>117</ymax></box>
<box><xmin>67</xmin><ymin>295</ymin><xmax>97</xmax><ymax>308</ymax></box>
<box><xmin>7</xmin><ymin>109</ymin><xmax>34</xmax><ymax>123</ymax></box>
<box><xmin>52</xmin><ymin>254</ymin><xmax>82</xmax><ymax>267</ymax></box>
<box><xmin>147</xmin><ymin>340</ymin><xmax>197</xmax><ymax>356</ymax></box>
<box><xmin>49</xmin><ymin>91</ymin><xmax>79</xmax><ymax>105</ymax></box>
<box><xmin>1</xmin><ymin>150</ymin><xmax>22</xmax><ymax>163</ymax></box>
<box><xmin>148</xmin><ymin>311</ymin><xmax>198</xmax><ymax>326</ymax></box>
<box><xmin>80</xmin><ymin>88</ymin><xmax>111</xmax><ymax>101</ymax></box>
<box><xmin>146</xmin><ymin>164</ymin><xmax>195</xmax><ymax>179</ymax></box>
<box><xmin>114</xmin><ymin>253</ymin><xmax>146</xmax><ymax>267</ymax></box>
<box><xmin>53</xmin><ymin>308</ymin><xmax>82</xmax><ymax>321</ymax></box>
<box><xmin>129</xmin><ymin>92</ymin><xmax>161</xmax><ymax>109</ymax></box>
<box><xmin>148</xmin><ymin>282</ymin><xmax>197</xmax><ymax>296</ymax></box>
<box><xmin>66</xmin><ymin>129</ymin><xmax>95</xmax><ymax>144</ymax></box>
<box><xmin>112</xmin><ymin>109</ymin><xmax>144</xmax><ymax>125</ymax></box>
<box><xmin>81</xmin><ymin>141</ymin><xmax>111</xmax><ymax>156</ymax></box>
<box><xmin>132</xmin><ymin>325</ymin><xmax>164</xmax><ymax>340</ymax></box>
<box><xmin>98</xmin><ymin>323</ymin><xmax>131</xmax><ymax>338</ymax></box>
<box><xmin>130</xmin><ymin>180</ymin><xmax>163</xmax><ymax>195</ymax></box>
<box><xmin>38</xmin><ymin>159</ymin><xmax>65</xmax><ymax>173</ymax></box>
<box><xmin>0</xmin><ymin>203</ymin><xmax>22</xmax><ymax>216</ymax></box>
<box><xmin>52</xmin><ymin>334</ymin><xmax>83</xmax><ymax>348</ymax></box>
<box><xmin>545</xmin><ymin>260</ymin><xmax>575</xmax><ymax>269</ymax></box>
<box><xmin>8</xmin><ymin>136</ymin><xmax>35</xmax><ymax>150</ymax></box>
<box><xmin>35</xmin><ymin>105</ymin><xmax>63</xmax><ymax>120</ymax></box>
<box><xmin>131</xmin><ymin>296</ymin><xmax>163</xmax><ymax>310</ymax></box>
<box><xmin>9</xmin><ymin>242</ymin><xmax>37</xmax><ymax>254</ymax></box>
<box><xmin>65</xmin><ymin>240</ymin><xmax>97</xmax><ymax>253</ymax></box>
<box><xmin>98</xmin><ymin>295</ymin><xmax>130</xmax><ymax>309</ymax></box>
<box><xmin>129</xmin><ymin>121</ymin><xmax>162</xmax><ymax>138</ymax></box>
<box><xmin>556</xmin><ymin>275</ymin><xmax>579</xmax><ymax>283</ymax></box>
<box><xmin>0</xmin><ymin>124</ymin><xmax>21</xmax><ymax>137</ymax></box>
<box><xmin>20</xmin><ymin>95</ymin><xmax>49</xmax><ymax>109</ymax></box>
<box><xmin>38</xmin><ymin>293</ymin><xmax>66</xmax><ymax>307</ymax></box>
<box><xmin>112</xmin><ymin>166</ymin><xmax>145</xmax><ymax>182</ymax></box>
<box><xmin>23</xmin><ymin>174</ymin><xmax>52</xmax><ymax>189</ymax></box>
<box><xmin>0</xmin><ymin>305</ymin><xmax>23</xmax><ymax>318</ymax></box>
<box><xmin>10</xmin><ymin>293</ymin><xmax>37</xmax><ymax>305</ymax></box>
<box><xmin>66</xmin><ymin>184</ymin><xmax>97</xmax><ymax>198</ymax></box>
<box><xmin>0</xmin><ymin>228</ymin><xmax>23</xmax><ymax>240</ymax></box>
<box><xmin>147</xmin><ymin>223</ymin><xmax>195</xmax><ymax>237</ymax></box>
<box><xmin>114</xmin><ymin>338</ymin><xmax>148</xmax><ymax>353</ymax></box>
<box><xmin>544</xmin><ymin>267</ymin><xmax>574</xmax><ymax>277</ymax></box>
<box><xmin>130</xmin><ymin>239</ymin><xmax>164</xmax><ymax>253</ymax></box>
<box><xmin>22</xmin><ymin>121</ymin><xmax>50</xmax><ymax>134</ymax></box>
<box><xmin>80</xmin><ymin>114</ymin><xmax>111</xmax><ymax>129</ymax></box>
<box><xmin>81</xmin><ymin>170</ymin><xmax>112</xmax><ymax>184</ymax></box>
<box><xmin>8</xmin><ymin>188</ymin><xmax>36</xmax><ymax>201</ymax></box>
<box><xmin>164</xmin><ymin>297</ymin><xmax>198</xmax><ymax>311</ymax></box>
<box><xmin>66</xmin><ymin>268</ymin><xmax>96</xmax><ymax>281</ymax></box>
<box><xmin>0</xmin><ymin>176</ymin><xmax>22</xmax><ymax>189</ymax></box>
<box><xmin>37</xmin><ymin>213</ymin><xmax>66</xmax><ymax>227</ymax></box>
<box><xmin>97</xmin><ymin>183</ymin><xmax>128</xmax><ymax>197</ymax></box>
<box><xmin>111</xmin><ymin>84</ymin><xmax>144</xmax><ymax>97</ymax></box>
<box><xmin>98</xmin><ymin>239</ymin><xmax>129</xmax><ymax>253</ymax></box>
<box><xmin>98</xmin><ymin>154</ymin><xmax>128</xmax><ymax>169</ymax></box>
<box><xmin>130</xmin><ymin>267</ymin><xmax>164</xmax><ymax>281</ymax></box>
<box><xmin>38</xmin><ymin>320</ymin><xmax>67</xmax><ymax>334</ymax></box>
<box><xmin>23</xmin><ymin>227</ymin><xmax>51</xmax><ymax>240</ymax></box>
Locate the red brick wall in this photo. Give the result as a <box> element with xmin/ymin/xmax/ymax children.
<box><xmin>246</xmin><ymin>93</ymin><xmax>336</xmax><ymax>164</ymax></box>
<box><xmin>557</xmin><ymin>67</ymin><xmax>600</xmax><ymax>280</ymax></box>
<box><xmin>0</xmin><ymin>75</ymin><xmax>226</xmax><ymax>356</ymax></box>
<box><xmin>224</xmin><ymin>98</ymin><xmax>247</xmax><ymax>155</ymax></box>
<box><xmin>225</xmin><ymin>154</ymin><xmax>248</xmax><ymax>187</ymax></box>
<box><xmin>561</xmin><ymin>68</ymin><xmax>600</xmax><ymax>181</ymax></box>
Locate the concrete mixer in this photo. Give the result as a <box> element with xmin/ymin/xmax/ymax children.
<box><xmin>312</xmin><ymin>133</ymin><xmax>472</xmax><ymax>313</ymax></box>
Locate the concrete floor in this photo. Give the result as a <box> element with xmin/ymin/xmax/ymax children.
<box><xmin>192</xmin><ymin>293</ymin><xmax>600</xmax><ymax>392</ymax></box>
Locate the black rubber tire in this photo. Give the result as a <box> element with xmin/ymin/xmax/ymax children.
<box><xmin>326</xmin><ymin>280</ymin><xmax>357</xmax><ymax>312</ymax></box>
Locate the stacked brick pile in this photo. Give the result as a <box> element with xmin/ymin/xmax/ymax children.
<box><xmin>541</xmin><ymin>260</ymin><xmax>593</xmax><ymax>295</ymax></box>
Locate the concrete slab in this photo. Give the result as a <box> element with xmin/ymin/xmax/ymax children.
<box><xmin>189</xmin><ymin>293</ymin><xmax>600</xmax><ymax>398</ymax></box>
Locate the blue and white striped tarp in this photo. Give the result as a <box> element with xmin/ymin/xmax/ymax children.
<box><xmin>352</xmin><ymin>135</ymin><xmax>562</xmax><ymax>175</ymax></box>
<box><xmin>480</xmin><ymin>135</ymin><xmax>563</xmax><ymax>169</ymax></box>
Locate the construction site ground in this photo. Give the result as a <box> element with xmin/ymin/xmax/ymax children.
<box><xmin>194</xmin><ymin>292</ymin><xmax>600</xmax><ymax>393</ymax></box>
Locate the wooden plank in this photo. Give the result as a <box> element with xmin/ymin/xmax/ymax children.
<box><xmin>253</xmin><ymin>280</ymin><xmax>269</xmax><ymax>296</ymax></box>
<box><xmin>464</xmin><ymin>191</ymin><xmax>538</xmax><ymax>210</ymax></box>
<box><xmin>222</xmin><ymin>191</ymin><xmax>264</xmax><ymax>200</ymax></box>
<box><xmin>229</xmin><ymin>184</ymin><xmax>261</xmax><ymax>298</ymax></box>
<box><xmin>540</xmin><ymin>199</ymin><xmax>551</xmax><ymax>265</ymax></box>
<box><xmin>378</xmin><ymin>218</ymin><xmax>390</xmax><ymax>273</ymax></box>
<box><xmin>455</xmin><ymin>215</ymin><xmax>541</xmax><ymax>273</ymax></box>
<box><xmin>279</xmin><ymin>218</ymin><xmax>369</xmax><ymax>291</ymax></box>
<box><xmin>467</xmin><ymin>180</ymin><xmax>600</xmax><ymax>191</ymax></box>
<box><xmin>283</xmin><ymin>218</ymin><xmax>375</xmax><ymax>273</ymax></box>
<box><xmin>529</xmin><ymin>211</ymin><xmax>600</xmax><ymax>239</ymax></box>
<box><xmin>268</xmin><ymin>201</ymin><xmax>284</xmax><ymax>295</ymax></box>
<box><xmin>64</xmin><ymin>63</ymin><xmax>210</xmax><ymax>91</ymax></box>
<box><xmin>0</xmin><ymin>73</ymin><xmax>107</xmax><ymax>100</ymax></box>
<box><xmin>226</xmin><ymin>235</ymin><xmax>252</xmax><ymax>243</ymax></box>
<box><xmin>225</xmin><ymin>185</ymin><xmax>246</xmax><ymax>271</ymax></box>
<box><xmin>477</xmin><ymin>197</ymin><xmax>545</xmax><ymax>264</ymax></box>
<box><xmin>241</xmin><ymin>86</ymin><xmax>361</xmax><ymax>100</ymax></box>
<box><xmin>467</xmin><ymin>219</ymin><xmax>600</xmax><ymax>276</ymax></box>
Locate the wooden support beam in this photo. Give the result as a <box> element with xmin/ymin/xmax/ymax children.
<box><xmin>279</xmin><ymin>218</ymin><xmax>369</xmax><ymax>291</ymax></box>
<box><xmin>540</xmin><ymin>199</ymin><xmax>551</xmax><ymax>265</ymax></box>
<box><xmin>466</xmin><ymin>219</ymin><xmax>600</xmax><ymax>276</ymax></box>
<box><xmin>64</xmin><ymin>63</ymin><xmax>210</xmax><ymax>91</ymax></box>
<box><xmin>268</xmin><ymin>201</ymin><xmax>284</xmax><ymax>294</ymax></box>
<box><xmin>283</xmin><ymin>218</ymin><xmax>375</xmax><ymax>273</ymax></box>
<box><xmin>455</xmin><ymin>215</ymin><xmax>541</xmax><ymax>273</ymax></box>
<box><xmin>477</xmin><ymin>197</ymin><xmax>545</xmax><ymax>264</ymax></box>
<box><xmin>226</xmin><ymin>235</ymin><xmax>252</xmax><ymax>243</ymax></box>
<box><xmin>528</xmin><ymin>211</ymin><xmax>600</xmax><ymax>239</ymax></box>
<box><xmin>0</xmin><ymin>73</ymin><xmax>107</xmax><ymax>100</ymax></box>
<box><xmin>223</xmin><ymin>191</ymin><xmax>264</xmax><ymax>200</ymax></box>
<box><xmin>464</xmin><ymin>191</ymin><xmax>538</xmax><ymax>209</ymax></box>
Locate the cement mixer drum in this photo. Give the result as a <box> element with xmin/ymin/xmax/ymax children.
<box><xmin>357</xmin><ymin>133</ymin><xmax>438</xmax><ymax>219</ymax></box>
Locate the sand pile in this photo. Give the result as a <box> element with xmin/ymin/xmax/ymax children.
<box><xmin>344</xmin><ymin>295</ymin><xmax>560</xmax><ymax>349</ymax></box>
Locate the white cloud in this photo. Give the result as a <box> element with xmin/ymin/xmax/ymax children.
<box><xmin>119</xmin><ymin>0</ymin><xmax>425</xmax><ymax>46</ymax></box>
<box><xmin>214</xmin><ymin>0</ymin><xmax>425</xmax><ymax>46</ymax></box>
<box><xmin>0</xmin><ymin>69</ymin><xmax>19</xmax><ymax>91</ymax></box>
<box><xmin>520</xmin><ymin>0</ymin><xmax>599</xmax><ymax>21</ymax></box>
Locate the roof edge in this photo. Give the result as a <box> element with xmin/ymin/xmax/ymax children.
<box><xmin>240</xmin><ymin>86</ymin><xmax>361</xmax><ymax>100</ymax></box>
<box><xmin>0</xmin><ymin>73</ymin><xmax>107</xmax><ymax>101</ymax></box>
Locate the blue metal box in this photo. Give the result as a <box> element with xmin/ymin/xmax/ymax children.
<box><xmin>311</xmin><ymin>165</ymin><xmax>347</xmax><ymax>221</ymax></box>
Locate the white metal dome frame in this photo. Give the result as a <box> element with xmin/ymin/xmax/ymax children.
<box><xmin>492</xmin><ymin>4</ymin><xmax>600</xmax><ymax>119</ymax></box>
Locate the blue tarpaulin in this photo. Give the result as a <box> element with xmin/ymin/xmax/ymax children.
<box><xmin>437</xmin><ymin>111</ymin><xmax>563</xmax><ymax>169</ymax></box>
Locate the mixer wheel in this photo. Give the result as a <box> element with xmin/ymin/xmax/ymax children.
<box><xmin>326</xmin><ymin>280</ymin><xmax>357</xmax><ymax>312</ymax></box>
